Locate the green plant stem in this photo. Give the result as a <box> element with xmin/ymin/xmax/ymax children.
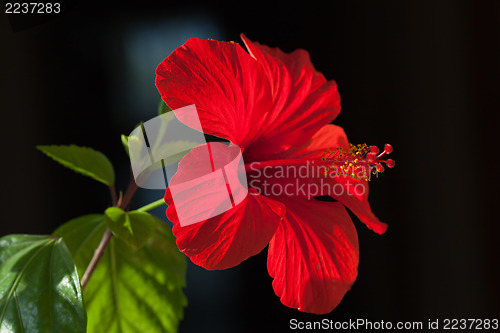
<box><xmin>81</xmin><ymin>177</ymin><xmax>138</xmax><ymax>291</ymax></box>
<box><xmin>136</xmin><ymin>198</ymin><xmax>166</xmax><ymax>212</ymax></box>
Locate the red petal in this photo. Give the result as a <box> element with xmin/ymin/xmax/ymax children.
<box><xmin>267</xmin><ymin>197</ymin><xmax>359</xmax><ymax>314</ymax></box>
<box><xmin>167</xmin><ymin>189</ymin><xmax>284</xmax><ymax>270</ymax></box>
<box><xmin>331</xmin><ymin>176</ymin><xmax>388</xmax><ymax>234</ymax></box>
<box><xmin>240</xmin><ymin>34</ymin><xmax>341</xmax><ymax>160</ymax></box>
<box><xmin>155</xmin><ymin>37</ymin><xmax>273</xmax><ymax>146</ymax></box>
<box><xmin>165</xmin><ymin>143</ymin><xmax>285</xmax><ymax>270</ymax></box>
<box><xmin>270</xmin><ymin>124</ymin><xmax>350</xmax><ymax>160</ymax></box>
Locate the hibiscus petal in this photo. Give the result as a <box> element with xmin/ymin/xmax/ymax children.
<box><xmin>267</xmin><ymin>197</ymin><xmax>359</xmax><ymax>314</ymax></box>
<box><xmin>155</xmin><ymin>37</ymin><xmax>273</xmax><ymax>146</ymax></box>
<box><xmin>240</xmin><ymin>34</ymin><xmax>341</xmax><ymax>160</ymax></box>
<box><xmin>165</xmin><ymin>143</ymin><xmax>285</xmax><ymax>270</ymax></box>
<box><xmin>269</xmin><ymin>124</ymin><xmax>350</xmax><ymax>160</ymax></box>
<box><xmin>330</xmin><ymin>176</ymin><xmax>388</xmax><ymax>235</ymax></box>
<box><xmin>167</xmin><ymin>189</ymin><xmax>284</xmax><ymax>270</ymax></box>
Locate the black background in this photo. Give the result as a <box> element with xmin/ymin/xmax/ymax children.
<box><xmin>1</xmin><ymin>1</ymin><xmax>499</xmax><ymax>332</ymax></box>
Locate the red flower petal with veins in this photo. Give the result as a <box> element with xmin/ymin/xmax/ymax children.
<box><xmin>240</xmin><ymin>34</ymin><xmax>341</xmax><ymax>160</ymax></box>
<box><xmin>268</xmin><ymin>197</ymin><xmax>358</xmax><ymax>314</ymax></box>
<box><xmin>165</xmin><ymin>143</ymin><xmax>285</xmax><ymax>270</ymax></box>
<box><xmin>167</xmin><ymin>187</ymin><xmax>285</xmax><ymax>270</ymax></box>
<box><xmin>156</xmin><ymin>37</ymin><xmax>273</xmax><ymax>146</ymax></box>
<box><xmin>272</xmin><ymin>124</ymin><xmax>350</xmax><ymax>159</ymax></box>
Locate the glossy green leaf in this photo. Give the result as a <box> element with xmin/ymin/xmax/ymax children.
<box><xmin>104</xmin><ymin>207</ymin><xmax>157</xmax><ymax>250</ymax></box>
<box><xmin>53</xmin><ymin>214</ymin><xmax>187</xmax><ymax>333</ymax></box>
<box><xmin>158</xmin><ymin>98</ymin><xmax>172</xmax><ymax>115</ymax></box>
<box><xmin>0</xmin><ymin>234</ymin><xmax>86</xmax><ymax>332</ymax></box>
<box><xmin>37</xmin><ymin>145</ymin><xmax>115</xmax><ymax>186</ymax></box>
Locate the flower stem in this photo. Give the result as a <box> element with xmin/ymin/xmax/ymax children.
<box><xmin>136</xmin><ymin>198</ymin><xmax>166</xmax><ymax>213</ymax></box>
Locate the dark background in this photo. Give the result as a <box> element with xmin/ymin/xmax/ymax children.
<box><xmin>1</xmin><ymin>1</ymin><xmax>499</xmax><ymax>332</ymax></box>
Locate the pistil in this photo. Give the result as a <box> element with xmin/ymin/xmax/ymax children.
<box><xmin>244</xmin><ymin>143</ymin><xmax>395</xmax><ymax>181</ymax></box>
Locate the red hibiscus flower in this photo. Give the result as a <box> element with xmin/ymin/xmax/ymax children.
<box><xmin>155</xmin><ymin>34</ymin><xmax>391</xmax><ymax>314</ymax></box>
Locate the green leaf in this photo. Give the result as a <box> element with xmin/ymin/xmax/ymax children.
<box><xmin>104</xmin><ymin>207</ymin><xmax>157</xmax><ymax>250</ymax></box>
<box><xmin>0</xmin><ymin>234</ymin><xmax>86</xmax><ymax>333</ymax></box>
<box><xmin>158</xmin><ymin>98</ymin><xmax>172</xmax><ymax>115</ymax></box>
<box><xmin>53</xmin><ymin>215</ymin><xmax>187</xmax><ymax>333</ymax></box>
<box><xmin>37</xmin><ymin>145</ymin><xmax>115</xmax><ymax>186</ymax></box>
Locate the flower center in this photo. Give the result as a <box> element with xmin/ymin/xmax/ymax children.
<box><xmin>244</xmin><ymin>143</ymin><xmax>395</xmax><ymax>181</ymax></box>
